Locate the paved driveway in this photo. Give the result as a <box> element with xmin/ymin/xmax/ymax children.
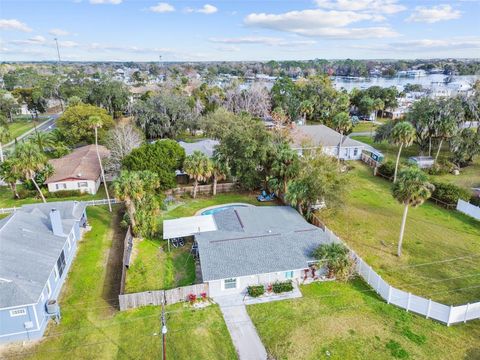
<box><xmin>216</xmin><ymin>295</ymin><xmax>267</xmax><ymax>360</ymax></box>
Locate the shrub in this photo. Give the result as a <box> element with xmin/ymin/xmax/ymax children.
<box><xmin>187</xmin><ymin>293</ymin><xmax>197</xmax><ymax>303</ymax></box>
<box><xmin>427</xmin><ymin>159</ymin><xmax>456</xmax><ymax>175</ymax></box>
<box><xmin>17</xmin><ymin>188</ymin><xmax>37</xmax><ymax>199</ymax></box>
<box><xmin>377</xmin><ymin>160</ymin><xmax>396</xmax><ymax>179</ymax></box>
<box><xmin>470</xmin><ymin>196</ymin><xmax>480</xmax><ymax>207</ymax></box>
<box><xmin>312</xmin><ymin>242</ymin><xmax>355</xmax><ymax>282</ymax></box>
<box><xmin>430</xmin><ymin>181</ymin><xmax>471</xmax><ymax>206</ymax></box>
<box><xmin>47</xmin><ymin>190</ymin><xmax>86</xmax><ymax>198</ymax></box>
<box><xmin>272</xmin><ymin>280</ymin><xmax>293</xmax><ymax>294</ymax></box>
<box><xmin>247</xmin><ymin>285</ymin><xmax>265</xmax><ymax>298</ymax></box>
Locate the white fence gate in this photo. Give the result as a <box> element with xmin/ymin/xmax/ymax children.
<box><xmin>322</xmin><ymin>226</ymin><xmax>480</xmax><ymax>325</ymax></box>
<box><xmin>456</xmin><ymin>199</ymin><xmax>480</xmax><ymax>220</ymax></box>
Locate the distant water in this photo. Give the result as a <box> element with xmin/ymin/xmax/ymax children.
<box><xmin>332</xmin><ymin>74</ymin><xmax>480</xmax><ymax>92</ymax></box>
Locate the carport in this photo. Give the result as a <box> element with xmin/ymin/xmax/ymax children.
<box><xmin>163</xmin><ymin>215</ymin><xmax>217</xmax><ymax>250</ymax></box>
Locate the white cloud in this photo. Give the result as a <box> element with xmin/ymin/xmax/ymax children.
<box><xmin>49</xmin><ymin>28</ymin><xmax>70</xmax><ymax>36</ymax></box>
<box><xmin>406</xmin><ymin>5</ymin><xmax>461</xmax><ymax>23</ymax></box>
<box><xmin>353</xmin><ymin>37</ymin><xmax>480</xmax><ymax>53</ymax></box>
<box><xmin>59</xmin><ymin>40</ymin><xmax>79</xmax><ymax>48</ymax></box>
<box><xmin>0</xmin><ymin>19</ymin><xmax>32</xmax><ymax>32</ymax></box>
<box><xmin>149</xmin><ymin>2</ymin><xmax>175</xmax><ymax>13</ymax></box>
<box><xmin>209</xmin><ymin>36</ymin><xmax>316</xmax><ymax>47</ymax></box>
<box><xmin>315</xmin><ymin>0</ymin><xmax>405</xmax><ymax>14</ymax></box>
<box><xmin>89</xmin><ymin>0</ymin><xmax>122</xmax><ymax>4</ymax></box>
<box><xmin>10</xmin><ymin>35</ymin><xmax>46</xmax><ymax>46</ymax></box>
<box><xmin>197</xmin><ymin>4</ymin><xmax>218</xmax><ymax>14</ymax></box>
<box><xmin>244</xmin><ymin>9</ymin><xmax>398</xmax><ymax>39</ymax></box>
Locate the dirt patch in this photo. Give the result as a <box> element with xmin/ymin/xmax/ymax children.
<box><xmin>101</xmin><ymin>206</ymin><xmax>127</xmax><ymax>312</ymax></box>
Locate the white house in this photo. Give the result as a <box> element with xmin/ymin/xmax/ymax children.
<box><xmin>45</xmin><ymin>145</ymin><xmax>109</xmax><ymax>195</ymax></box>
<box><xmin>291</xmin><ymin>124</ymin><xmax>365</xmax><ymax>160</ymax></box>
<box><xmin>163</xmin><ymin>206</ymin><xmax>332</xmax><ymax>297</ymax></box>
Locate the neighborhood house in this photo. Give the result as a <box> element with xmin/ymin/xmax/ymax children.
<box><xmin>0</xmin><ymin>201</ymin><xmax>87</xmax><ymax>343</ymax></box>
<box><xmin>164</xmin><ymin>206</ymin><xmax>332</xmax><ymax>297</ymax></box>
<box><xmin>291</xmin><ymin>124</ymin><xmax>365</xmax><ymax>160</ymax></box>
<box><xmin>45</xmin><ymin>145</ymin><xmax>109</xmax><ymax>195</ymax></box>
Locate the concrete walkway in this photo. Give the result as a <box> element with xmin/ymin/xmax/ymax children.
<box><xmin>215</xmin><ymin>295</ymin><xmax>268</xmax><ymax>360</ymax></box>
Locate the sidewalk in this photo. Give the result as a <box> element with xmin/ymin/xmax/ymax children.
<box><xmin>215</xmin><ymin>295</ymin><xmax>267</xmax><ymax>360</ymax></box>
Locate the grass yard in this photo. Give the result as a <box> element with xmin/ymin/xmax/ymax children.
<box><xmin>352</xmin><ymin>121</ymin><xmax>378</xmax><ymax>133</ymax></box>
<box><xmin>0</xmin><ymin>185</ymin><xmax>108</xmax><ymax>208</ymax></box>
<box><xmin>125</xmin><ymin>192</ymin><xmax>279</xmax><ymax>294</ymax></box>
<box><xmin>7</xmin><ymin>117</ymin><xmax>48</xmax><ymax>140</ymax></box>
<box><xmin>248</xmin><ymin>279</ymin><xmax>480</xmax><ymax>360</ymax></box>
<box><xmin>2</xmin><ymin>205</ymin><xmax>236</xmax><ymax>360</ymax></box>
<box><xmin>319</xmin><ymin>163</ymin><xmax>480</xmax><ymax>305</ymax></box>
<box><xmin>352</xmin><ymin>136</ymin><xmax>480</xmax><ymax>190</ymax></box>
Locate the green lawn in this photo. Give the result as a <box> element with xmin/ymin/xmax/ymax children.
<box><xmin>319</xmin><ymin>163</ymin><xmax>480</xmax><ymax>305</ymax></box>
<box><xmin>3</xmin><ymin>205</ymin><xmax>236</xmax><ymax>360</ymax></box>
<box><xmin>352</xmin><ymin>121</ymin><xmax>378</xmax><ymax>133</ymax></box>
<box><xmin>352</xmin><ymin>136</ymin><xmax>480</xmax><ymax>190</ymax></box>
<box><xmin>0</xmin><ymin>185</ymin><xmax>109</xmax><ymax>208</ymax></box>
<box><xmin>248</xmin><ymin>279</ymin><xmax>480</xmax><ymax>360</ymax></box>
<box><xmin>125</xmin><ymin>192</ymin><xmax>278</xmax><ymax>293</ymax></box>
<box><xmin>7</xmin><ymin>117</ymin><xmax>48</xmax><ymax>140</ymax></box>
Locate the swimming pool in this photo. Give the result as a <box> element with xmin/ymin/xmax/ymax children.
<box><xmin>200</xmin><ymin>204</ymin><xmax>249</xmax><ymax>215</ymax></box>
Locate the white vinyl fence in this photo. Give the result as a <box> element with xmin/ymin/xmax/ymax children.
<box><xmin>456</xmin><ymin>199</ymin><xmax>480</xmax><ymax>221</ymax></box>
<box><xmin>322</xmin><ymin>226</ymin><xmax>480</xmax><ymax>325</ymax></box>
<box><xmin>0</xmin><ymin>198</ymin><xmax>121</xmax><ymax>214</ymax></box>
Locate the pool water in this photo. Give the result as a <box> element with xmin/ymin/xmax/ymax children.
<box><xmin>201</xmin><ymin>204</ymin><xmax>248</xmax><ymax>215</ymax></box>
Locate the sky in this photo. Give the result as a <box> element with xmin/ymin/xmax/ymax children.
<box><xmin>1</xmin><ymin>0</ymin><xmax>479</xmax><ymax>62</ymax></box>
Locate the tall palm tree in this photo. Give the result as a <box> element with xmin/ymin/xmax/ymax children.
<box><xmin>0</xmin><ymin>125</ymin><xmax>11</xmax><ymax>163</ymax></box>
<box><xmin>211</xmin><ymin>153</ymin><xmax>229</xmax><ymax>196</ymax></box>
<box><xmin>392</xmin><ymin>167</ymin><xmax>434</xmax><ymax>257</ymax></box>
<box><xmin>434</xmin><ymin>114</ymin><xmax>457</xmax><ymax>163</ymax></box>
<box><xmin>299</xmin><ymin>100</ymin><xmax>314</xmax><ymax>123</ymax></box>
<box><xmin>183</xmin><ymin>151</ymin><xmax>212</xmax><ymax>199</ymax></box>
<box><xmin>390</xmin><ymin>121</ymin><xmax>416</xmax><ymax>183</ymax></box>
<box><xmin>332</xmin><ymin>112</ymin><xmax>352</xmax><ymax>164</ymax></box>
<box><xmin>272</xmin><ymin>142</ymin><xmax>300</xmax><ymax>194</ymax></box>
<box><xmin>113</xmin><ymin>171</ymin><xmax>144</xmax><ymax>232</ymax></box>
<box><xmin>12</xmin><ymin>142</ymin><xmax>48</xmax><ymax>203</ymax></box>
<box><xmin>88</xmin><ymin>115</ymin><xmax>112</xmax><ymax>212</ymax></box>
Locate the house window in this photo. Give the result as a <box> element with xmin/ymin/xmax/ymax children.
<box><xmin>354</xmin><ymin>148</ymin><xmax>358</xmax><ymax>156</ymax></box>
<box><xmin>55</xmin><ymin>183</ymin><xmax>67</xmax><ymax>190</ymax></box>
<box><xmin>78</xmin><ymin>182</ymin><xmax>88</xmax><ymax>188</ymax></box>
<box><xmin>57</xmin><ymin>250</ymin><xmax>66</xmax><ymax>278</ymax></box>
<box><xmin>285</xmin><ymin>271</ymin><xmax>294</xmax><ymax>279</ymax></box>
<box><xmin>224</xmin><ymin>278</ymin><xmax>237</xmax><ymax>290</ymax></box>
<box><xmin>10</xmin><ymin>308</ymin><xmax>27</xmax><ymax>317</ymax></box>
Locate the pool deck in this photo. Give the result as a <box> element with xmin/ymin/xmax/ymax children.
<box><xmin>194</xmin><ymin>203</ymin><xmax>254</xmax><ymax>216</ymax></box>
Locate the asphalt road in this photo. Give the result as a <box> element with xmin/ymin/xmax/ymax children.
<box><xmin>4</xmin><ymin>113</ymin><xmax>61</xmax><ymax>149</ymax></box>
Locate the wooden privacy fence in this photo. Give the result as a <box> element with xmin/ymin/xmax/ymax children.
<box><xmin>165</xmin><ymin>183</ymin><xmax>236</xmax><ymax>196</ymax></box>
<box><xmin>321</xmin><ymin>226</ymin><xmax>480</xmax><ymax>325</ymax></box>
<box><xmin>119</xmin><ymin>226</ymin><xmax>133</xmax><ymax>295</ymax></box>
<box><xmin>118</xmin><ymin>283</ymin><xmax>208</xmax><ymax>311</ymax></box>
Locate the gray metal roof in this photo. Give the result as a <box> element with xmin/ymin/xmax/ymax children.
<box><xmin>0</xmin><ymin>201</ymin><xmax>86</xmax><ymax>308</ymax></box>
<box><xmin>196</xmin><ymin>207</ymin><xmax>331</xmax><ymax>281</ymax></box>
<box><xmin>291</xmin><ymin>125</ymin><xmax>365</xmax><ymax>149</ymax></box>
<box><xmin>178</xmin><ymin>139</ymin><xmax>219</xmax><ymax>158</ymax></box>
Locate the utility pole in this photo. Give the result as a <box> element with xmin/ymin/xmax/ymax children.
<box><xmin>54</xmin><ymin>38</ymin><xmax>65</xmax><ymax>111</ymax></box>
<box><xmin>161</xmin><ymin>291</ymin><xmax>167</xmax><ymax>360</ymax></box>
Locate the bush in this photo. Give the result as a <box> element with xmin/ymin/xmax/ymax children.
<box><xmin>377</xmin><ymin>160</ymin><xmax>396</xmax><ymax>179</ymax></box>
<box><xmin>431</xmin><ymin>181</ymin><xmax>471</xmax><ymax>206</ymax></box>
<box><xmin>427</xmin><ymin>159</ymin><xmax>456</xmax><ymax>175</ymax></box>
<box><xmin>247</xmin><ymin>285</ymin><xmax>265</xmax><ymax>297</ymax></box>
<box><xmin>47</xmin><ymin>190</ymin><xmax>86</xmax><ymax>198</ymax></box>
<box><xmin>17</xmin><ymin>188</ymin><xmax>37</xmax><ymax>199</ymax></box>
<box><xmin>470</xmin><ymin>196</ymin><xmax>480</xmax><ymax>207</ymax></box>
<box><xmin>272</xmin><ymin>280</ymin><xmax>293</xmax><ymax>294</ymax></box>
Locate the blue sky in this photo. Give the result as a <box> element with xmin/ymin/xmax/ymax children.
<box><xmin>1</xmin><ymin>0</ymin><xmax>479</xmax><ymax>61</ymax></box>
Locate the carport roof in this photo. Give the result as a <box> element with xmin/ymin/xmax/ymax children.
<box><xmin>163</xmin><ymin>215</ymin><xmax>217</xmax><ymax>239</ymax></box>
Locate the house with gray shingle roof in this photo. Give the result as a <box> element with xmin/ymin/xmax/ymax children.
<box><xmin>0</xmin><ymin>201</ymin><xmax>87</xmax><ymax>343</ymax></box>
<box><xmin>165</xmin><ymin>206</ymin><xmax>331</xmax><ymax>297</ymax></box>
<box><xmin>291</xmin><ymin>124</ymin><xmax>365</xmax><ymax>160</ymax></box>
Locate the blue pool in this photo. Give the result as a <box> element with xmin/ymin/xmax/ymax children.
<box><xmin>201</xmin><ymin>204</ymin><xmax>248</xmax><ymax>215</ymax></box>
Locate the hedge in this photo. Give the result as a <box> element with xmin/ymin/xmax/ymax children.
<box><xmin>272</xmin><ymin>280</ymin><xmax>293</xmax><ymax>294</ymax></box>
<box><xmin>47</xmin><ymin>190</ymin><xmax>87</xmax><ymax>198</ymax></box>
<box><xmin>247</xmin><ymin>285</ymin><xmax>265</xmax><ymax>298</ymax></box>
<box><xmin>430</xmin><ymin>181</ymin><xmax>471</xmax><ymax>206</ymax></box>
